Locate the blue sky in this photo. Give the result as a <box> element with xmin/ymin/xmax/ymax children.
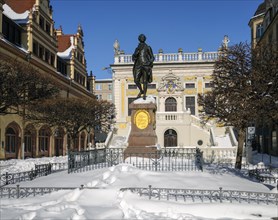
<box><xmin>51</xmin><ymin>0</ymin><xmax>262</xmax><ymax>79</ymax></box>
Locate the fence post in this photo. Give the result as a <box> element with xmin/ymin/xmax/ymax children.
<box><xmin>16</xmin><ymin>184</ymin><xmax>20</xmax><ymax>199</ymax></box>
<box><xmin>5</xmin><ymin>172</ymin><xmax>8</xmax><ymax>185</ymax></box>
<box><xmin>148</xmin><ymin>185</ymin><xmax>152</xmax><ymax>200</ymax></box>
<box><xmin>219</xmin><ymin>187</ymin><xmax>223</xmax><ymax>203</ymax></box>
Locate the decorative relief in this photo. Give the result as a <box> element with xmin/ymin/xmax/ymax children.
<box><xmin>184</xmin><ymin>89</ymin><xmax>197</xmax><ymax>95</ymax></box>
<box><xmin>134</xmin><ymin>110</ymin><xmax>150</xmax><ymax>130</ymax></box>
<box><xmin>184</xmin><ymin>76</ymin><xmax>196</xmax><ymax>81</ymax></box>
<box><xmin>126</xmin><ymin>91</ymin><xmax>138</xmax><ymax>96</ymax></box>
<box><xmin>158</xmin><ymin>70</ymin><xmax>184</xmax><ymax>94</ymax></box>
<box><xmin>203</xmin><ymin>76</ymin><xmax>212</xmax><ymax>80</ymax></box>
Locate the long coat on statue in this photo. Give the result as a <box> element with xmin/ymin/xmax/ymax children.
<box><xmin>132</xmin><ymin>42</ymin><xmax>155</xmax><ymax>84</ymax></box>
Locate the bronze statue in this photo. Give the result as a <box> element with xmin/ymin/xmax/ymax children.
<box><xmin>132</xmin><ymin>34</ymin><xmax>155</xmax><ymax>100</ymax></box>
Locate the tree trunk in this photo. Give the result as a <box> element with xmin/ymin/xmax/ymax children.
<box><xmin>235</xmin><ymin>128</ymin><xmax>245</xmax><ymax>169</ymax></box>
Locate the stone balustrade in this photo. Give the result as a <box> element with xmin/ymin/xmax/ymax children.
<box><xmin>201</xmin><ymin>147</ymin><xmax>237</xmax><ymax>163</ymax></box>
<box><xmin>156</xmin><ymin>112</ymin><xmax>187</xmax><ymax>122</ymax></box>
<box><xmin>114</xmin><ymin>51</ymin><xmax>219</xmax><ymax>64</ymax></box>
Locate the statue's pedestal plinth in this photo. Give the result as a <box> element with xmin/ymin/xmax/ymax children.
<box><xmin>125</xmin><ymin>97</ymin><xmax>157</xmax><ymax>155</ymax></box>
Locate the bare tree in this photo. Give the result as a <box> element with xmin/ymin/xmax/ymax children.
<box><xmin>26</xmin><ymin>97</ymin><xmax>115</xmax><ymax>150</ymax></box>
<box><xmin>0</xmin><ymin>58</ymin><xmax>59</xmax><ymax>115</ymax></box>
<box><xmin>198</xmin><ymin>42</ymin><xmax>255</xmax><ymax>169</ymax></box>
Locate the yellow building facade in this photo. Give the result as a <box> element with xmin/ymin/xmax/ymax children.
<box><xmin>0</xmin><ymin>0</ymin><xmax>94</xmax><ymax>159</ymax></box>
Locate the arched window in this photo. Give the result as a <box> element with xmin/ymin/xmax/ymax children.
<box><xmin>164</xmin><ymin>129</ymin><xmax>177</xmax><ymax>147</ymax></box>
<box><xmin>24</xmin><ymin>125</ymin><xmax>36</xmax><ymax>158</ymax></box>
<box><xmin>6</xmin><ymin>127</ymin><xmax>17</xmax><ymax>153</ymax></box>
<box><xmin>165</xmin><ymin>97</ymin><xmax>177</xmax><ymax>112</ymax></box>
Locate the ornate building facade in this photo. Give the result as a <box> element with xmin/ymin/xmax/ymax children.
<box><xmin>110</xmin><ymin>38</ymin><xmax>237</xmax><ymax>153</ymax></box>
<box><xmin>249</xmin><ymin>0</ymin><xmax>278</xmax><ymax>156</ymax></box>
<box><xmin>0</xmin><ymin>0</ymin><xmax>94</xmax><ymax>159</ymax></box>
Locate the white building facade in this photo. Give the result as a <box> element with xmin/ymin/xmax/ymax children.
<box><xmin>109</xmin><ymin>38</ymin><xmax>237</xmax><ymax>160</ymax></box>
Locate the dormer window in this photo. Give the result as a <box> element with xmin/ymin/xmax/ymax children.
<box><xmin>256</xmin><ymin>23</ymin><xmax>263</xmax><ymax>39</ymax></box>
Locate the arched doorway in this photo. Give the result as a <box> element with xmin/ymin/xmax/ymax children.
<box><xmin>164</xmin><ymin>129</ymin><xmax>177</xmax><ymax>147</ymax></box>
<box><xmin>5</xmin><ymin>123</ymin><xmax>20</xmax><ymax>159</ymax></box>
<box><xmin>165</xmin><ymin>97</ymin><xmax>177</xmax><ymax>112</ymax></box>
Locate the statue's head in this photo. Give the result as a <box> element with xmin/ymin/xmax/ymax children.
<box><xmin>138</xmin><ymin>34</ymin><xmax>146</xmax><ymax>43</ymax></box>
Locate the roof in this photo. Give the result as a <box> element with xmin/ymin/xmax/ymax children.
<box><xmin>57</xmin><ymin>35</ymin><xmax>73</xmax><ymax>52</ymax></box>
<box><xmin>254</xmin><ymin>1</ymin><xmax>266</xmax><ymax>16</ymax></box>
<box><xmin>5</xmin><ymin>0</ymin><xmax>35</xmax><ymax>14</ymax></box>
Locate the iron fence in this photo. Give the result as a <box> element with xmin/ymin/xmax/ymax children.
<box><xmin>249</xmin><ymin>168</ymin><xmax>278</xmax><ymax>184</ymax></box>
<box><xmin>0</xmin><ymin>184</ymin><xmax>77</xmax><ymax>199</ymax></box>
<box><xmin>68</xmin><ymin>148</ymin><xmax>203</xmax><ymax>173</ymax></box>
<box><xmin>0</xmin><ymin>162</ymin><xmax>67</xmax><ymax>187</ymax></box>
<box><xmin>121</xmin><ymin>185</ymin><xmax>278</xmax><ymax>205</ymax></box>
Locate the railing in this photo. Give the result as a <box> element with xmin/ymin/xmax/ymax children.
<box><xmin>114</xmin><ymin>51</ymin><xmax>219</xmax><ymax>64</ymax></box>
<box><xmin>226</xmin><ymin>126</ymin><xmax>238</xmax><ymax>146</ymax></box>
<box><xmin>121</xmin><ymin>185</ymin><xmax>278</xmax><ymax>205</ymax></box>
<box><xmin>190</xmin><ymin>115</ymin><xmax>212</xmax><ymax>133</ymax></box>
<box><xmin>156</xmin><ymin>112</ymin><xmax>187</xmax><ymax>122</ymax></box>
<box><xmin>68</xmin><ymin>148</ymin><xmax>203</xmax><ymax>173</ymax></box>
<box><xmin>249</xmin><ymin>168</ymin><xmax>278</xmax><ymax>184</ymax></box>
<box><xmin>0</xmin><ymin>162</ymin><xmax>67</xmax><ymax>187</ymax></box>
<box><xmin>201</xmin><ymin>147</ymin><xmax>237</xmax><ymax>164</ymax></box>
<box><xmin>0</xmin><ymin>185</ymin><xmax>77</xmax><ymax>199</ymax></box>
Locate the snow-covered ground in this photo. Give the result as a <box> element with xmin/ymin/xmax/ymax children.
<box><xmin>0</xmin><ymin>152</ymin><xmax>278</xmax><ymax>219</ymax></box>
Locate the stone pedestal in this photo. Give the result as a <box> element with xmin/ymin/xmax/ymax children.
<box><xmin>125</xmin><ymin>97</ymin><xmax>157</xmax><ymax>155</ymax></box>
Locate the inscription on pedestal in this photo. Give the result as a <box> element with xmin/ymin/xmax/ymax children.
<box><xmin>126</xmin><ymin>98</ymin><xmax>158</xmax><ymax>154</ymax></box>
<box><xmin>134</xmin><ymin>110</ymin><xmax>150</xmax><ymax>130</ymax></box>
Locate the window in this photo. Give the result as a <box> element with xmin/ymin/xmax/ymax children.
<box><xmin>39</xmin><ymin>16</ymin><xmax>45</xmax><ymax>29</ymax></box>
<box><xmin>165</xmin><ymin>97</ymin><xmax>177</xmax><ymax>112</ymax></box>
<box><xmin>6</xmin><ymin>127</ymin><xmax>16</xmax><ymax>153</ymax></box>
<box><xmin>57</xmin><ymin>57</ymin><xmax>67</xmax><ymax>75</ymax></box>
<box><xmin>185</xmin><ymin>83</ymin><xmax>195</xmax><ymax>88</ymax></box>
<box><xmin>96</xmin><ymin>84</ymin><xmax>102</xmax><ymax>90</ymax></box>
<box><xmin>39</xmin><ymin>46</ymin><xmax>44</xmax><ymax>59</ymax></box>
<box><xmin>3</xmin><ymin>20</ymin><xmax>9</xmax><ymax>38</ymax></box>
<box><xmin>39</xmin><ymin>128</ymin><xmax>49</xmax><ymax>152</ymax></box>
<box><xmin>205</xmin><ymin>82</ymin><xmax>212</xmax><ymax>88</ymax></box>
<box><xmin>108</xmin><ymin>84</ymin><xmax>112</xmax><ymax>90</ymax></box>
<box><xmin>45</xmin><ymin>49</ymin><xmax>50</xmax><ymax>64</ymax></box>
<box><xmin>33</xmin><ymin>41</ymin><xmax>38</xmax><ymax>56</ymax></box>
<box><xmin>51</xmin><ymin>54</ymin><xmax>55</xmax><ymax>66</ymax></box>
<box><xmin>96</xmin><ymin>94</ymin><xmax>102</xmax><ymax>100</ymax></box>
<box><xmin>186</xmin><ymin>96</ymin><xmax>195</xmax><ymax>115</ymax></box>
<box><xmin>128</xmin><ymin>84</ymin><xmax>137</xmax><ymax>89</ymax></box>
<box><xmin>148</xmin><ymin>84</ymin><xmax>156</xmax><ymax>89</ymax></box>
<box><xmin>107</xmin><ymin>94</ymin><xmax>112</xmax><ymax>100</ymax></box>
<box><xmin>256</xmin><ymin>23</ymin><xmax>263</xmax><ymax>39</ymax></box>
<box><xmin>45</xmin><ymin>21</ymin><xmax>50</xmax><ymax>34</ymax></box>
<box><xmin>2</xmin><ymin>15</ymin><xmax>22</xmax><ymax>46</ymax></box>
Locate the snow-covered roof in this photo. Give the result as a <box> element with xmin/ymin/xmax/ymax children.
<box><xmin>3</xmin><ymin>4</ymin><xmax>30</xmax><ymax>23</ymax></box>
<box><xmin>57</xmin><ymin>36</ymin><xmax>75</xmax><ymax>59</ymax></box>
